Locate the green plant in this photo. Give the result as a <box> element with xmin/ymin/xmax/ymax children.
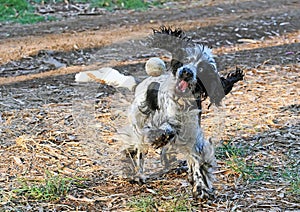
<box><xmin>282</xmin><ymin>167</ymin><xmax>300</xmax><ymax>195</ymax></box>
<box><xmin>14</xmin><ymin>172</ymin><xmax>73</xmax><ymax>201</ymax></box>
<box><xmin>90</xmin><ymin>0</ymin><xmax>149</xmax><ymax>10</ymax></box>
<box><xmin>128</xmin><ymin>195</ymin><xmax>156</xmax><ymax>211</ymax></box>
<box><xmin>226</xmin><ymin>156</ymin><xmax>251</xmax><ymax>178</ymax></box>
<box><xmin>290</xmin><ymin>177</ymin><xmax>300</xmax><ymax>195</ymax></box>
<box><xmin>127</xmin><ymin>191</ymin><xmax>192</xmax><ymax>211</ymax></box>
<box><xmin>216</xmin><ymin>141</ymin><xmax>270</xmax><ymax>181</ymax></box>
<box><xmin>0</xmin><ymin>0</ymin><xmax>169</xmax><ymax>24</ymax></box>
<box><xmin>170</xmin><ymin>194</ymin><xmax>192</xmax><ymax>211</ymax></box>
<box><xmin>0</xmin><ymin>0</ymin><xmax>46</xmax><ymax>24</ymax></box>
<box><xmin>216</xmin><ymin>140</ymin><xmax>245</xmax><ymax>159</ymax></box>
<box><xmin>118</xmin><ymin>0</ymin><xmax>149</xmax><ymax>10</ymax></box>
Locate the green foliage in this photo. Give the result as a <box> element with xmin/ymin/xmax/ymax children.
<box><xmin>127</xmin><ymin>193</ymin><xmax>192</xmax><ymax>211</ymax></box>
<box><xmin>216</xmin><ymin>141</ymin><xmax>300</xmax><ymax>191</ymax></box>
<box><xmin>216</xmin><ymin>141</ymin><xmax>269</xmax><ymax>181</ymax></box>
<box><xmin>290</xmin><ymin>177</ymin><xmax>300</xmax><ymax>195</ymax></box>
<box><xmin>0</xmin><ymin>0</ymin><xmax>167</xmax><ymax>24</ymax></box>
<box><xmin>90</xmin><ymin>0</ymin><xmax>151</xmax><ymax>11</ymax></box>
<box><xmin>171</xmin><ymin>195</ymin><xmax>192</xmax><ymax>211</ymax></box>
<box><xmin>216</xmin><ymin>140</ymin><xmax>245</xmax><ymax>159</ymax></box>
<box><xmin>0</xmin><ymin>0</ymin><xmax>46</xmax><ymax>24</ymax></box>
<box><xmin>128</xmin><ymin>195</ymin><xmax>156</xmax><ymax>211</ymax></box>
<box><xmin>118</xmin><ymin>0</ymin><xmax>149</xmax><ymax>10</ymax></box>
<box><xmin>282</xmin><ymin>166</ymin><xmax>300</xmax><ymax>195</ymax></box>
<box><xmin>226</xmin><ymin>156</ymin><xmax>258</xmax><ymax>180</ymax></box>
<box><xmin>14</xmin><ymin>172</ymin><xmax>73</xmax><ymax>201</ymax></box>
<box><xmin>31</xmin><ymin>0</ymin><xmax>163</xmax><ymax>10</ymax></box>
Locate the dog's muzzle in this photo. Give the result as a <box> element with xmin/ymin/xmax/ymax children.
<box><xmin>176</xmin><ymin>66</ymin><xmax>196</xmax><ymax>93</ymax></box>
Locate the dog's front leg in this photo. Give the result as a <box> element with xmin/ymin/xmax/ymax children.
<box><xmin>120</xmin><ymin>126</ymin><xmax>147</xmax><ymax>184</ymax></box>
<box><xmin>145</xmin><ymin>122</ymin><xmax>176</xmax><ymax>149</ymax></box>
<box><xmin>123</xmin><ymin>147</ymin><xmax>147</xmax><ymax>184</ymax></box>
<box><xmin>187</xmin><ymin>138</ymin><xmax>216</xmax><ymax>200</ymax></box>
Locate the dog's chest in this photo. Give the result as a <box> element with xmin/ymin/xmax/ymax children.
<box><xmin>174</xmin><ymin>96</ymin><xmax>198</xmax><ymax>112</ymax></box>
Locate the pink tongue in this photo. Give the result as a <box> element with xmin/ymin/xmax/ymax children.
<box><xmin>178</xmin><ymin>80</ymin><xmax>189</xmax><ymax>91</ymax></box>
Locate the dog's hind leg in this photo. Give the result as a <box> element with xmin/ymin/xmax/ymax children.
<box><xmin>123</xmin><ymin>146</ymin><xmax>146</xmax><ymax>184</ymax></box>
<box><xmin>160</xmin><ymin>144</ymin><xmax>177</xmax><ymax>169</ymax></box>
<box><xmin>118</xmin><ymin>127</ymin><xmax>147</xmax><ymax>184</ymax></box>
<box><xmin>186</xmin><ymin>138</ymin><xmax>216</xmax><ymax>199</ymax></box>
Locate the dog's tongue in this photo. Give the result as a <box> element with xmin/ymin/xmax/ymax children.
<box><xmin>178</xmin><ymin>80</ymin><xmax>189</xmax><ymax>91</ymax></box>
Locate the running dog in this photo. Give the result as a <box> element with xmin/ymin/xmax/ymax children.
<box><xmin>120</xmin><ymin>27</ymin><xmax>244</xmax><ymax>199</ymax></box>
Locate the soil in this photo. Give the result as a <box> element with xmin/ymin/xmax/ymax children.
<box><xmin>0</xmin><ymin>0</ymin><xmax>299</xmax><ymax>211</ymax></box>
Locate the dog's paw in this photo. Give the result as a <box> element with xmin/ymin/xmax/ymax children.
<box><xmin>126</xmin><ymin>174</ymin><xmax>147</xmax><ymax>185</ymax></box>
<box><xmin>166</xmin><ymin>160</ymin><xmax>189</xmax><ymax>174</ymax></box>
<box><xmin>146</xmin><ymin>129</ymin><xmax>175</xmax><ymax>148</ymax></box>
<box><xmin>227</xmin><ymin>67</ymin><xmax>244</xmax><ymax>81</ymax></box>
<box><xmin>192</xmin><ymin>185</ymin><xmax>215</xmax><ymax>200</ymax></box>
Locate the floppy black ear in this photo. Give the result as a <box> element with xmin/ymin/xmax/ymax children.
<box><xmin>170</xmin><ymin>59</ymin><xmax>183</xmax><ymax>76</ymax></box>
<box><xmin>196</xmin><ymin>62</ymin><xmax>225</xmax><ymax>106</ymax></box>
<box><xmin>146</xmin><ymin>82</ymin><xmax>160</xmax><ymax>111</ymax></box>
<box><xmin>138</xmin><ymin>82</ymin><xmax>160</xmax><ymax>115</ymax></box>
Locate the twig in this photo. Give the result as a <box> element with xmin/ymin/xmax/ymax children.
<box><xmin>280</xmin><ymin>200</ymin><xmax>300</xmax><ymax>207</ymax></box>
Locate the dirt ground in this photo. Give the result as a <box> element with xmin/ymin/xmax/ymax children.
<box><xmin>0</xmin><ymin>0</ymin><xmax>299</xmax><ymax>211</ymax></box>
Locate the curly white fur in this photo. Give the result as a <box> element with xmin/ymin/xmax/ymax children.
<box><xmin>120</xmin><ymin>49</ymin><xmax>217</xmax><ymax>199</ymax></box>
<box><xmin>118</xmin><ymin>27</ymin><xmax>243</xmax><ymax>200</ymax></box>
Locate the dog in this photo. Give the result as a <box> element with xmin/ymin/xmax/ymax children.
<box><xmin>119</xmin><ymin>27</ymin><xmax>244</xmax><ymax>199</ymax></box>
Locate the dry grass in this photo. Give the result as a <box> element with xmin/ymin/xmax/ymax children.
<box><xmin>0</xmin><ymin>0</ymin><xmax>299</xmax><ymax>210</ymax></box>
<box><xmin>1</xmin><ymin>62</ymin><xmax>299</xmax><ymax>211</ymax></box>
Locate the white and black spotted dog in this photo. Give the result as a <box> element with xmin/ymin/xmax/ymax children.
<box><xmin>120</xmin><ymin>27</ymin><xmax>243</xmax><ymax>199</ymax></box>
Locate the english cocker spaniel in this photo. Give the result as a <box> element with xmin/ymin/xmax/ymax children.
<box><xmin>119</xmin><ymin>27</ymin><xmax>244</xmax><ymax>199</ymax></box>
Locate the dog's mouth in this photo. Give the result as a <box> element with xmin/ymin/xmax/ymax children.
<box><xmin>176</xmin><ymin>65</ymin><xmax>197</xmax><ymax>94</ymax></box>
<box><xmin>177</xmin><ymin>80</ymin><xmax>189</xmax><ymax>92</ymax></box>
<box><xmin>176</xmin><ymin>79</ymin><xmax>195</xmax><ymax>94</ymax></box>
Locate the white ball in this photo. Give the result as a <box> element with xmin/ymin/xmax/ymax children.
<box><xmin>145</xmin><ymin>57</ymin><xmax>166</xmax><ymax>77</ymax></box>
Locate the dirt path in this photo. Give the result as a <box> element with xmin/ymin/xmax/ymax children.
<box><xmin>0</xmin><ymin>0</ymin><xmax>292</xmax><ymax>39</ymax></box>
<box><xmin>0</xmin><ymin>0</ymin><xmax>299</xmax><ymax>211</ymax></box>
<box><xmin>0</xmin><ymin>30</ymin><xmax>298</xmax><ymax>85</ymax></box>
<box><xmin>0</xmin><ymin>0</ymin><xmax>298</xmax><ymax>65</ymax></box>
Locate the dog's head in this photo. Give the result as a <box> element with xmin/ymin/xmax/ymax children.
<box><xmin>175</xmin><ymin>64</ymin><xmax>197</xmax><ymax>95</ymax></box>
<box><xmin>150</xmin><ymin>26</ymin><xmax>226</xmax><ymax>104</ymax></box>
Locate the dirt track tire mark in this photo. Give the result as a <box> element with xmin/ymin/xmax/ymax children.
<box><xmin>0</xmin><ymin>1</ymin><xmax>298</xmax><ymax>65</ymax></box>
<box><xmin>0</xmin><ymin>30</ymin><xmax>298</xmax><ymax>85</ymax></box>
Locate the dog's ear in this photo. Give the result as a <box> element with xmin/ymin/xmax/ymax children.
<box><xmin>196</xmin><ymin>62</ymin><xmax>225</xmax><ymax>105</ymax></box>
<box><xmin>138</xmin><ymin>82</ymin><xmax>160</xmax><ymax>115</ymax></box>
<box><xmin>170</xmin><ymin>59</ymin><xmax>183</xmax><ymax>76</ymax></box>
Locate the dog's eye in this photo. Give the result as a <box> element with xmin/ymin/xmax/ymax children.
<box><xmin>179</xmin><ymin>68</ymin><xmax>193</xmax><ymax>78</ymax></box>
<box><xmin>182</xmin><ymin>68</ymin><xmax>188</xmax><ymax>74</ymax></box>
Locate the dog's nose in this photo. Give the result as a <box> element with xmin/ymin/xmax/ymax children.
<box><xmin>179</xmin><ymin>67</ymin><xmax>193</xmax><ymax>80</ymax></box>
